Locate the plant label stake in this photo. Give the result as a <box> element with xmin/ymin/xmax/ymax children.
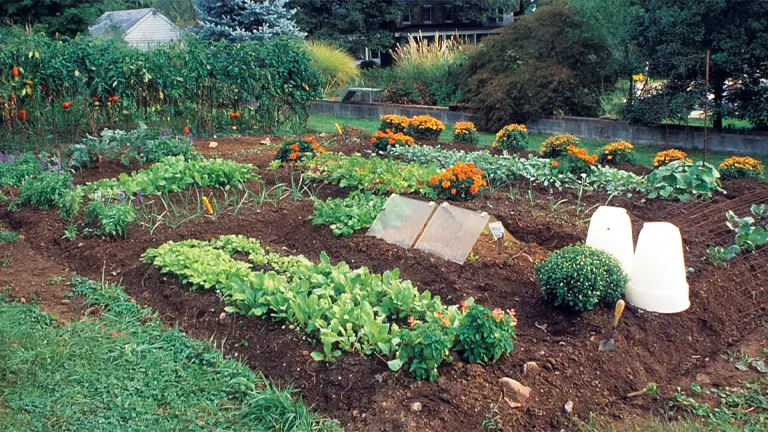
<box><xmin>599</xmin><ymin>299</ymin><xmax>625</xmax><ymax>352</ymax></box>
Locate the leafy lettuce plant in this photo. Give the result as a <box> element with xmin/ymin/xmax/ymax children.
<box><xmin>311</xmin><ymin>191</ymin><xmax>387</xmax><ymax>236</ymax></box>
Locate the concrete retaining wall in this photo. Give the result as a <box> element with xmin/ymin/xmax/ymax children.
<box><xmin>312</xmin><ymin>101</ymin><xmax>768</xmax><ymax>156</ymax></box>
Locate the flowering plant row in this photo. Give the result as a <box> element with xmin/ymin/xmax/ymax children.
<box><xmin>541</xmin><ymin>134</ymin><xmax>581</xmax><ymax>158</ymax></box>
<box><xmin>453</xmin><ymin>121</ymin><xmax>479</xmax><ymax>144</ymax></box>
<box><xmin>371</xmin><ymin>129</ymin><xmax>414</xmax><ymax>152</ymax></box>
<box><xmin>428</xmin><ymin>162</ymin><xmax>486</xmax><ymax>201</ymax></box>
<box><xmin>406</xmin><ymin>115</ymin><xmax>445</xmax><ymax>141</ymax></box>
<box><xmin>272</xmin><ymin>137</ymin><xmax>326</xmax><ymax>164</ymax></box>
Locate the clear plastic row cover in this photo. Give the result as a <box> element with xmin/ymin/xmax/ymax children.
<box><xmin>366</xmin><ymin>195</ymin><xmax>492</xmax><ymax>265</ymax></box>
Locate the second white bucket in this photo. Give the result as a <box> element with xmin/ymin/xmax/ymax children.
<box><xmin>626</xmin><ymin>222</ymin><xmax>690</xmax><ymax>313</ymax></box>
<box><xmin>586</xmin><ymin>206</ymin><xmax>634</xmax><ymax>275</ymax></box>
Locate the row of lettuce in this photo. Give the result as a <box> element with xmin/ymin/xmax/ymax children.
<box><xmin>142</xmin><ymin>235</ymin><xmax>517</xmax><ymax>382</ymax></box>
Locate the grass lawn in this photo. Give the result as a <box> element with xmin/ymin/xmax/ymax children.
<box><xmin>309</xmin><ymin>113</ymin><xmax>767</xmax><ymax>169</ymax></box>
<box><xmin>0</xmin><ymin>279</ymin><xmax>339</xmax><ymax>432</ymax></box>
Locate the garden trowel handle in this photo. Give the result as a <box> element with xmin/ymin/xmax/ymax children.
<box><xmin>613</xmin><ymin>300</ymin><xmax>626</xmax><ymax>329</ymax></box>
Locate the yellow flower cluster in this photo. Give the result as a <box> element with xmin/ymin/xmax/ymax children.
<box><xmin>380</xmin><ymin>114</ymin><xmax>410</xmax><ymax>133</ymax></box>
<box><xmin>541</xmin><ymin>133</ymin><xmax>580</xmax><ymax>158</ymax></box>
<box><xmin>494</xmin><ymin>123</ymin><xmax>527</xmax><ymax>141</ymax></box>
<box><xmin>719</xmin><ymin>156</ymin><xmax>764</xmax><ymax>179</ymax></box>
<box><xmin>599</xmin><ymin>140</ymin><xmax>634</xmax><ymax>164</ymax></box>
<box><xmin>409</xmin><ymin>115</ymin><xmax>445</xmax><ymax>132</ymax></box>
<box><xmin>653</xmin><ymin>149</ymin><xmax>691</xmax><ymax>167</ymax></box>
<box><xmin>454</xmin><ymin>121</ymin><xmax>477</xmax><ymax>136</ymax></box>
<box><xmin>632</xmin><ymin>73</ymin><xmax>646</xmax><ymax>82</ymax></box>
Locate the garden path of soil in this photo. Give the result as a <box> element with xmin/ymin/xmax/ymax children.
<box><xmin>2</xmin><ymin>135</ymin><xmax>767</xmax><ymax>431</ymax></box>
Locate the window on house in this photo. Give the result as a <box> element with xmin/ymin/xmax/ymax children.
<box><xmin>495</xmin><ymin>8</ymin><xmax>505</xmax><ymax>24</ymax></box>
<box><xmin>444</xmin><ymin>5</ymin><xmax>453</xmax><ymax>22</ymax></box>
<box><xmin>403</xmin><ymin>9</ymin><xmax>412</xmax><ymax>24</ymax></box>
<box><xmin>422</xmin><ymin>5</ymin><xmax>432</xmax><ymax>23</ymax></box>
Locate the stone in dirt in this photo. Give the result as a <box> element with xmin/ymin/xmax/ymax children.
<box><xmin>259</xmin><ymin>137</ymin><xmax>271</xmax><ymax>145</ymax></box>
<box><xmin>563</xmin><ymin>400</ymin><xmax>574</xmax><ymax>415</ymax></box>
<box><xmin>524</xmin><ymin>361</ymin><xmax>541</xmax><ymax>376</ymax></box>
<box><xmin>409</xmin><ymin>402</ymin><xmax>422</xmax><ymax>413</ymax></box>
<box><xmin>499</xmin><ymin>377</ymin><xmax>531</xmax><ymax>408</ymax></box>
<box><xmin>208</xmin><ymin>141</ymin><xmax>219</xmax><ymax>148</ymax></box>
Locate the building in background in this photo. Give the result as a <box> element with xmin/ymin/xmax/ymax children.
<box><xmin>89</xmin><ymin>8</ymin><xmax>182</xmax><ymax>50</ymax></box>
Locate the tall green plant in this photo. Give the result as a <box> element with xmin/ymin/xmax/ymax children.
<box><xmin>304</xmin><ymin>41</ymin><xmax>359</xmax><ymax>98</ymax></box>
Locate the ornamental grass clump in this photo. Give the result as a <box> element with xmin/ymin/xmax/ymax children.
<box><xmin>653</xmin><ymin>149</ymin><xmax>691</xmax><ymax>168</ymax></box>
<box><xmin>541</xmin><ymin>134</ymin><xmax>581</xmax><ymax>158</ymax></box>
<box><xmin>428</xmin><ymin>161</ymin><xmax>486</xmax><ymax>201</ymax></box>
<box><xmin>454</xmin><ymin>301</ymin><xmax>516</xmax><ymax>365</ymax></box>
<box><xmin>453</xmin><ymin>121</ymin><xmax>479</xmax><ymax>144</ymax></box>
<box><xmin>380</xmin><ymin>114</ymin><xmax>410</xmax><ymax>133</ymax></box>
<box><xmin>371</xmin><ymin>129</ymin><xmax>415</xmax><ymax>152</ymax></box>
<box><xmin>535</xmin><ymin>243</ymin><xmax>628</xmax><ymax>312</ymax></box>
<box><xmin>492</xmin><ymin>124</ymin><xmax>528</xmax><ymax>150</ymax></box>
<box><xmin>272</xmin><ymin>137</ymin><xmax>326</xmax><ymax>164</ymax></box>
<box><xmin>598</xmin><ymin>140</ymin><xmax>634</xmax><ymax>165</ymax></box>
<box><xmin>406</xmin><ymin>115</ymin><xmax>445</xmax><ymax>141</ymax></box>
<box><xmin>719</xmin><ymin>156</ymin><xmax>763</xmax><ymax>180</ymax></box>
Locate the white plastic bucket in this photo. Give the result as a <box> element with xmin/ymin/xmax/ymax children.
<box><xmin>626</xmin><ymin>222</ymin><xmax>690</xmax><ymax>313</ymax></box>
<box><xmin>586</xmin><ymin>206</ymin><xmax>634</xmax><ymax>275</ymax></box>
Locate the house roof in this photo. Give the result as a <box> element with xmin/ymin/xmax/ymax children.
<box><xmin>89</xmin><ymin>8</ymin><xmax>157</xmax><ymax>36</ymax></box>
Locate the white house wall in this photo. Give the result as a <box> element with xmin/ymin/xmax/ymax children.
<box><xmin>124</xmin><ymin>14</ymin><xmax>181</xmax><ymax>49</ymax></box>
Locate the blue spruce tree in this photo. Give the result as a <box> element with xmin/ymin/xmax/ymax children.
<box><xmin>195</xmin><ymin>0</ymin><xmax>305</xmax><ymax>41</ymax></box>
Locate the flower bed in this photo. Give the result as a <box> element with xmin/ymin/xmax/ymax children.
<box><xmin>453</xmin><ymin>121</ymin><xmax>480</xmax><ymax>144</ymax></box>
<box><xmin>406</xmin><ymin>115</ymin><xmax>445</xmax><ymax>141</ymax></box>
<box><xmin>371</xmin><ymin>129</ymin><xmax>415</xmax><ymax>152</ymax></box>
<box><xmin>492</xmin><ymin>124</ymin><xmax>528</xmax><ymax>150</ymax></box>
<box><xmin>379</xmin><ymin>114</ymin><xmax>410</xmax><ymax>133</ymax></box>
<box><xmin>719</xmin><ymin>156</ymin><xmax>763</xmax><ymax>180</ymax></box>
<box><xmin>428</xmin><ymin>162</ymin><xmax>486</xmax><ymax>201</ymax></box>
<box><xmin>273</xmin><ymin>137</ymin><xmax>327</xmax><ymax>164</ymax></box>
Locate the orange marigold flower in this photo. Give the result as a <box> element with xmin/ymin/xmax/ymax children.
<box><xmin>552</xmin><ymin>161</ymin><xmax>559</xmax><ymax>167</ymax></box>
<box><xmin>429</xmin><ymin>175</ymin><xmax>439</xmax><ymax>186</ymax></box>
<box><xmin>289</xmin><ymin>153</ymin><xmax>298</xmax><ymax>160</ymax></box>
<box><xmin>469</xmin><ymin>185</ymin><xmax>479</xmax><ymax>195</ymax></box>
<box><xmin>450</xmin><ymin>188</ymin><xmax>456</xmax><ymax>195</ymax></box>
<box><xmin>442</xmin><ymin>180</ymin><xmax>451</xmax><ymax>188</ymax></box>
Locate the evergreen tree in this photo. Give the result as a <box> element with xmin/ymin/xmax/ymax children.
<box><xmin>194</xmin><ymin>0</ymin><xmax>304</xmax><ymax>41</ymax></box>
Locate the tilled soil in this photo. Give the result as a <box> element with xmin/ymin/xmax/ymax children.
<box><xmin>2</xmin><ymin>135</ymin><xmax>767</xmax><ymax>431</ymax></box>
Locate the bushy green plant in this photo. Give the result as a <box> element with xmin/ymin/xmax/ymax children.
<box><xmin>393</xmin><ymin>321</ymin><xmax>455</xmax><ymax>382</ymax></box>
<box><xmin>718</xmin><ymin>156</ymin><xmax>763</xmax><ymax>180</ymax></box>
<box><xmin>492</xmin><ymin>124</ymin><xmax>529</xmax><ymax>150</ymax></box>
<box><xmin>454</xmin><ymin>303</ymin><xmax>516</xmax><ymax>365</ymax></box>
<box><xmin>0</xmin><ymin>229</ymin><xmax>20</xmax><ymax>244</ymax></box>
<box><xmin>535</xmin><ymin>243</ymin><xmax>628</xmax><ymax>312</ymax></box>
<box><xmin>304</xmin><ymin>41</ymin><xmax>360</xmax><ymax>98</ymax></box>
<box><xmin>0</xmin><ymin>152</ymin><xmax>43</xmax><ymax>187</ymax></box>
<box><xmin>453</xmin><ymin>121</ymin><xmax>480</xmax><ymax>144</ymax></box>
<box><xmin>16</xmin><ymin>170</ymin><xmax>73</xmax><ymax>210</ymax></box>
<box><xmin>312</xmin><ymin>191</ymin><xmax>387</xmax><ymax>236</ymax></box>
<box><xmin>84</xmin><ymin>200</ymin><xmax>137</xmax><ymax>238</ymax></box>
<box><xmin>645</xmin><ymin>160</ymin><xmax>724</xmax><ymax>200</ymax></box>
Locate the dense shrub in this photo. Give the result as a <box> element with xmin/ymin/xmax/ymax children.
<box><xmin>454</xmin><ymin>303</ymin><xmax>516</xmax><ymax>365</ymax></box>
<box><xmin>540</xmin><ymin>134</ymin><xmax>581</xmax><ymax>158</ymax></box>
<box><xmin>428</xmin><ymin>162</ymin><xmax>486</xmax><ymax>201</ymax></box>
<box><xmin>370</xmin><ymin>129</ymin><xmax>414</xmax><ymax>153</ymax></box>
<box><xmin>464</xmin><ymin>3</ymin><xmax>611</xmax><ymax>131</ymax></box>
<box><xmin>16</xmin><ymin>170</ymin><xmax>73</xmax><ymax>210</ymax></box>
<box><xmin>406</xmin><ymin>115</ymin><xmax>445</xmax><ymax>141</ymax></box>
<box><xmin>273</xmin><ymin>137</ymin><xmax>327</xmax><ymax>164</ymax></box>
<box><xmin>535</xmin><ymin>243</ymin><xmax>628</xmax><ymax>312</ymax></box>
<box><xmin>453</xmin><ymin>122</ymin><xmax>479</xmax><ymax>144</ymax></box>
<box><xmin>653</xmin><ymin>149</ymin><xmax>690</xmax><ymax>168</ymax></box>
<box><xmin>598</xmin><ymin>140</ymin><xmax>634</xmax><ymax>165</ymax></box>
<box><xmin>379</xmin><ymin>114</ymin><xmax>410</xmax><ymax>133</ymax></box>
<box><xmin>492</xmin><ymin>124</ymin><xmax>529</xmax><ymax>150</ymax></box>
<box><xmin>732</xmin><ymin>81</ymin><xmax>768</xmax><ymax>130</ymax></box>
<box><xmin>719</xmin><ymin>156</ymin><xmax>764</xmax><ymax>180</ymax></box>
<box><xmin>0</xmin><ymin>152</ymin><xmax>43</xmax><ymax>187</ymax></box>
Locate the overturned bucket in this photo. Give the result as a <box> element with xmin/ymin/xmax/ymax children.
<box><xmin>586</xmin><ymin>206</ymin><xmax>634</xmax><ymax>275</ymax></box>
<box><xmin>626</xmin><ymin>222</ymin><xmax>690</xmax><ymax>313</ymax></box>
